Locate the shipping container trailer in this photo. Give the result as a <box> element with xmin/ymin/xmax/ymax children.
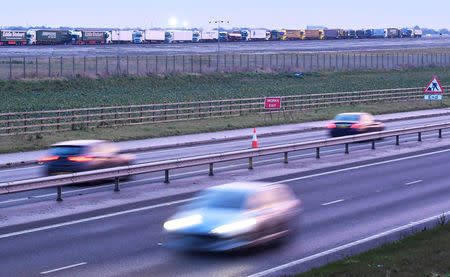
<box><xmin>77</xmin><ymin>30</ymin><xmax>107</xmax><ymax>44</ymax></box>
<box><xmin>0</xmin><ymin>30</ymin><xmax>27</xmax><ymax>45</ymax></box>
<box><xmin>165</xmin><ymin>30</ymin><xmax>193</xmax><ymax>43</ymax></box>
<box><xmin>193</xmin><ymin>30</ymin><xmax>218</xmax><ymax>42</ymax></box>
<box><xmin>219</xmin><ymin>31</ymin><xmax>228</xmax><ymax>41</ymax></box>
<box><xmin>244</xmin><ymin>29</ymin><xmax>267</xmax><ymax>41</ymax></box>
<box><xmin>144</xmin><ymin>30</ymin><xmax>165</xmax><ymax>43</ymax></box>
<box><xmin>270</xmin><ymin>30</ymin><xmax>287</xmax><ymax>40</ymax></box>
<box><xmin>400</xmin><ymin>28</ymin><xmax>412</xmax><ymax>38</ymax></box>
<box><xmin>385</xmin><ymin>28</ymin><xmax>400</xmax><ymax>38</ymax></box>
<box><xmin>111</xmin><ymin>30</ymin><xmax>133</xmax><ymax>43</ymax></box>
<box><xmin>304</xmin><ymin>29</ymin><xmax>322</xmax><ymax>40</ymax></box>
<box><xmin>322</xmin><ymin>29</ymin><xmax>339</xmax><ymax>39</ymax></box>
<box><xmin>285</xmin><ymin>29</ymin><xmax>302</xmax><ymax>40</ymax></box>
<box><xmin>371</xmin><ymin>29</ymin><xmax>385</xmax><ymax>38</ymax></box>
<box><xmin>27</xmin><ymin>29</ymin><xmax>72</xmax><ymax>45</ymax></box>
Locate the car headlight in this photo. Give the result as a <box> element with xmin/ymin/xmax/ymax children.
<box><xmin>163</xmin><ymin>215</ymin><xmax>202</xmax><ymax>231</ymax></box>
<box><xmin>210</xmin><ymin>218</ymin><xmax>257</xmax><ymax>234</ymax></box>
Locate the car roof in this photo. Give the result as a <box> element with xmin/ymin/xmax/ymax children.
<box><xmin>51</xmin><ymin>140</ymin><xmax>107</xmax><ymax>147</ymax></box>
<box><xmin>207</xmin><ymin>182</ymin><xmax>282</xmax><ymax>193</ymax></box>
<box><xmin>336</xmin><ymin>112</ymin><xmax>367</xmax><ymax>116</ymax></box>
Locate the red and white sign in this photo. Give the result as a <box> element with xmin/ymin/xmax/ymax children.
<box><xmin>264</xmin><ymin>97</ymin><xmax>282</xmax><ymax>109</ymax></box>
<box><xmin>424</xmin><ymin>76</ymin><xmax>444</xmax><ymax>94</ymax></box>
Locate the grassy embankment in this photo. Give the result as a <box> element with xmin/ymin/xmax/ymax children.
<box><xmin>296</xmin><ymin>220</ymin><xmax>450</xmax><ymax>277</ymax></box>
<box><xmin>0</xmin><ymin>66</ymin><xmax>448</xmax><ymax>153</ymax></box>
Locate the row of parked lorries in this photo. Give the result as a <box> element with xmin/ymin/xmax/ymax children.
<box><xmin>0</xmin><ymin>27</ymin><xmax>422</xmax><ymax>46</ymax></box>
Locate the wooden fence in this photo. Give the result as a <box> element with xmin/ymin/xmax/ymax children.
<box><xmin>0</xmin><ymin>86</ymin><xmax>446</xmax><ymax>136</ymax></box>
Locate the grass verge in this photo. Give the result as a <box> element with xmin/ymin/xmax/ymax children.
<box><xmin>295</xmin><ymin>220</ymin><xmax>450</xmax><ymax>277</ymax></box>
<box><xmin>0</xmin><ymin>98</ymin><xmax>447</xmax><ymax>154</ymax></box>
<box><xmin>0</xmin><ymin>66</ymin><xmax>448</xmax><ymax>112</ymax></box>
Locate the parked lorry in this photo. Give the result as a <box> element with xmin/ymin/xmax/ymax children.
<box><xmin>285</xmin><ymin>29</ymin><xmax>302</xmax><ymax>40</ymax></box>
<box><xmin>346</xmin><ymin>29</ymin><xmax>356</xmax><ymax>38</ymax></box>
<box><xmin>400</xmin><ymin>28</ymin><xmax>412</xmax><ymax>38</ymax></box>
<box><xmin>227</xmin><ymin>30</ymin><xmax>242</xmax><ymax>41</ymax></box>
<box><xmin>143</xmin><ymin>30</ymin><xmax>165</xmax><ymax>43</ymax></box>
<box><xmin>241</xmin><ymin>29</ymin><xmax>267</xmax><ymax>41</ymax></box>
<box><xmin>322</xmin><ymin>29</ymin><xmax>339</xmax><ymax>39</ymax></box>
<box><xmin>365</xmin><ymin>29</ymin><xmax>385</xmax><ymax>38</ymax></box>
<box><xmin>219</xmin><ymin>31</ymin><xmax>228</xmax><ymax>41</ymax></box>
<box><xmin>0</xmin><ymin>30</ymin><xmax>27</xmax><ymax>45</ymax></box>
<box><xmin>111</xmin><ymin>30</ymin><xmax>133</xmax><ymax>43</ymax></box>
<box><xmin>355</xmin><ymin>29</ymin><xmax>365</xmax><ymax>38</ymax></box>
<box><xmin>165</xmin><ymin>30</ymin><xmax>193</xmax><ymax>43</ymax></box>
<box><xmin>270</xmin><ymin>30</ymin><xmax>287</xmax><ymax>40</ymax></box>
<box><xmin>413</xmin><ymin>29</ymin><xmax>422</xmax><ymax>38</ymax></box>
<box><xmin>193</xmin><ymin>30</ymin><xmax>218</xmax><ymax>42</ymax></box>
<box><xmin>304</xmin><ymin>29</ymin><xmax>322</xmax><ymax>40</ymax></box>
<box><xmin>27</xmin><ymin>29</ymin><xmax>72</xmax><ymax>45</ymax></box>
<box><xmin>77</xmin><ymin>30</ymin><xmax>108</xmax><ymax>44</ymax></box>
<box><xmin>385</xmin><ymin>28</ymin><xmax>400</xmax><ymax>38</ymax></box>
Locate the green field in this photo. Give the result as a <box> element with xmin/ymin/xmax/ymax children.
<box><xmin>0</xmin><ymin>66</ymin><xmax>448</xmax><ymax>112</ymax></box>
<box><xmin>296</xmin><ymin>220</ymin><xmax>450</xmax><ymax>277</ymax></box>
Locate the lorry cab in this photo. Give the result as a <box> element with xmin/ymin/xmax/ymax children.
<box><xmin>26</xmin><ymin>30</ymin><xmax>36</xmax><ymax>45</ymax></box>
<box><xmin>192</xmin><ymin>30</ymin><xmax>200</xmax><ymax>42</ymax></box>
<box><xmin>132</xmin><ymin>30</ymin><xmax>144</xmax><ymax>44</ymax></box>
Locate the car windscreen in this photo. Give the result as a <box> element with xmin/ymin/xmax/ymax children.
<box><xmin>50</xmin><ymin>146</ymin><xmax>84</xmax><ymax>156</ymax></box>
<box><xmin>190</xmin><ymin>189</ymin><xmax>248</xmax><ymax>210</ymax></box>
<box><xmin>334</xmin><ymin>114</ymin><xmax>360</xmax><ymax>122</ymax></box>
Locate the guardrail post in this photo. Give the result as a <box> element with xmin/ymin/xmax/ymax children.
<box><xmin>396</xmin><ymin>135</ymin><xmax>399</xmax><ymax>145</ymax></box>
<box><xmin>164</xmin><ymin>170</ymin><xmax>170</xmax><ymax>183</ymax></box>
<box><xmin>248</xmin><ymin>157</ymin><xmax>253</xmax><ymax>170</ymax></box>
<box><xmin>316</xmin><ymin>147</ymin><xmax>320</xmax><ymax>159</ymax></box>
<box><xmin>371</xmin><ymin>140</ymin><xmax>375</xmax><ymax>150</ymax></box>
<box><xmin>418</xmin><ymin>132</ymin><xmax>422</xmax><ymax>142</ymax></box>
<box><xmin>439</xmin><ymin>129</ymin><xmax>442</xmax><ymax>138</ymax></box>
<box><xmin>284</xmin><ymin>152</ymin><xmax>288</xmax><ymax>164</ymax></box>
<box><xmin>345</xmin><ymin>143</ymin><xmax>349</xmax><ymax>154</ymax></box>
<box><xmin>56</xmin><ymin>186</ymin><xmax>63</xmax><ymax>201</ymax></box>
<box><xmin>114</xmin><ymin>177</ymin><xmax>120</xmax><ymax>192</ymax></box>
<box><xmin>209</xmin><ymin>163</ymin><xmax>214</xmax><ymax>176</ymax></box>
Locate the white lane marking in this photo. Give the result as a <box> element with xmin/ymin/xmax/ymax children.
<box><xmin>405</xmin><ymin>180</ymin><xmax>422</xmax><ymax>185</ymax></box>
<box><xmin>0</xmin><ymin>198</ymin><xmax>194</xmax><ymax>240</ymax></box>
<box><xmin>268</xmin><ymin>148</ymin><xmax>450</xmax><ymax>185</ymax></box>
<box><xmin>40</xmin><ymin>262</ymin><xmax>87</xmax><ymax>274</ymax></box>
<box><xmin>321</xmin><ymin>199</ymin><xmax>345</xmax><ymax>206</ymax></box>
<box><xmin>247</xmin><ymin>210</ymin><xmax>450</xmax><ymax>277</ymax></box>
<box><xmin>2</xmin><ymin>148</ymin><xmax>449</xmax><ymax>239</ymax></box>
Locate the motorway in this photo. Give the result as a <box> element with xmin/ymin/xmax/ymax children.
<box><xmin>0</xmin><ymin>37</ymin><xmax>449</xmax><ymax>58</ymax></box>
<box><xmin>0</xmin><ymin>145</ymin><xmax>449</xmax><ymax>276</ymax></box>
<box><xmin>2</xmin><ymin>114</ymin><xmax>450</xmax><ymax>208</ymax></box>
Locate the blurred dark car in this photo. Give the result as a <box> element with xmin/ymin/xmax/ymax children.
<box><xmin>327</xmin><ymin>112</ymin><xmax>384</xmax><ymax>137</ymax></box>
<box><xmin>39</xmin><ymin>140</ymin><xmax>135</xmax><ymax>176</ymax></box>
<box><xmin>163</xmin><ymin>182</ymin><xmax>302</xmax><ymax>252</ymax></box>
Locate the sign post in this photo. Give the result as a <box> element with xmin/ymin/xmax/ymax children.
<box><xmin>264</xmin><ymin>97</ymin><xmax>282</xmax><ymax>121</ymax></box>
<box><xmin>423</xmin><ymin>76</ymin><xmax>444</xmax><ymax>101</ymax></box>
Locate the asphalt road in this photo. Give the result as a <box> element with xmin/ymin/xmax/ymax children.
<box><xmin>0</xmin><ymin>37</ymin><xmax>449</xmax><ymax>58</ymax></box>
<box><xmin>0</xmin><ymin>146</ymin><xmax>449</xmax><ymax>277</ymax></box>
<box><xmin>1</xmin><ymin>114</ymin><xmax>450</xmax><ymax>207</ymax></box>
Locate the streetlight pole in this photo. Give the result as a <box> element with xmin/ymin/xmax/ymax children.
<box><xmin>209</xmin><ymin>20</ymin><xmax>229</xmax><ymax>71</ymax></box>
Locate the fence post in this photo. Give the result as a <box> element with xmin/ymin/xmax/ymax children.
<box><xmin>396</xmin><ymin>135</ymin><xmax>399</xmax><ymax>145</ymax></box>
<box><xmin>23</xmin><ymin>57</ymin><xmax>26</xmax><ymax>78</ymax></box>
<box><xmin>114</xmin><ymin>177</ymin><xmax>120</xmax><ymax>192</ymax></box>
<box><xmin>83</xmin><ymin>56</ymin><xmax>86</xmax><ymax>74</ymax></box>
<box><xmin>127</xmin><ymin>56</ymin><xmax>129</xmax><ymax>75</ymax></box>
<box><xmin>138</xmin><ymin>56</ymin><xmax>141</xmax><ymax>75</ymax></box>
<box><xmin>36</xmin><ymin>57</ymin><xmax>38</xmax><ymax>77</ymax></box>
<box><xmin>209</xmin><ymin>163</ymin><xmax>214</xmax><ymax>176</ymax></box>
<box><xmin>371</xmin><ymin>140</ymin><xmax>375</xmax><ymax>150</ymax></box>
<box><xmin>106</xmin><ymin>57</ymin><xmax>109</xmax><ymax>75</ymax></box>
<box><xmin>164</xmin><ymin>170</ymin><xmax>170</xmax><ymax>183</ymax></box>
<box><xmin>418</xmin><ymin>132</ymin><xmax>422</xmax><ymax>142</ymax></box>
<box><xmin>155</xmin><ymin>56</ymin><xmax>158</xmax><ymax>73</ymax></box>
<box><xmin>316</xmin><ymin>147</ymin><xmax>320</xmax><ymax>159</ymax></box>
<box><xmin>199</xmin><ymin>56</ymin><xmax>202</xmax><ymax>73</ymax></box>
<box><xmin>56</xmin><ymin>186</ymin><xmax>63</xmax><ymax>202</ymax></box>
<box><xmin>248</xmin><ymin>157</ymin><xmax>253</xmax><ymax>169</ymax></box>
<box><xmin>146</xmin><ymin>56</ymin><xmax>148</xmax><ymax>74</ymax></box>
<box><xmin>72</xmin><ymin>56</ymin><xmax>75</xmax><ymax>75</ymax></box>
<box><xmin>9</xmin><ymin>57</ymin><xmax>12</xmax><ymax>80</ymax></box>
<box><xmin>60</xmin><ymin>56</ymin><xmax>63</xmax><ymax>77</ymax></box>
<box><xmin>439</xmin><ymin>129</ymin><xmax>442</xmax><ymax>138</ymax></box>
<box><xmin>95</xmin><ymin>56</ymin><xmax>98</xmax><ymax>75</ymax></box>
<box><xmin>284</xmin><ymin>152</ymin><xmax>288</xmax><ymax>164</ymax></box>
<box><xmin>191</xmin><ymin>55</ymin><xmax>194</xmax><ymax>73</ymax></box>
<box><xmin>345</xmin><ymin>143</ymin><xmax>349</xmax><ymax>154</ymax></box>
<box><xmin>247</xmin><ymin>54</ymin><xmax>250</xmax><ymax>70</ymax></box>
<box><xmin>48</xmin><ymin>57</ymin><xmax>51</xmax><ymax>77</ymax></box>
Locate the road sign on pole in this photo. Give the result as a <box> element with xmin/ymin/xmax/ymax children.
<box><xmin>264</xmin><ymin>97</ymin><xmax>282</xmax><ymax>109</ymax></box>
<box><xmin>424</xmin><ymin>76</ymin><xmax>444</xmax><ymax>100</ymax></box>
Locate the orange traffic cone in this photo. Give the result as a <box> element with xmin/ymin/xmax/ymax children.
<box><xmin>252</xmin><ymin>128</ymin><xmax>258</xmax><ymax>148</ymax></box>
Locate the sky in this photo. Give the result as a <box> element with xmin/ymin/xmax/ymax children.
<box><xmin>2</xmin><ymin>0</ymin><xmax>449</xmax><ymax>30</ymax></box>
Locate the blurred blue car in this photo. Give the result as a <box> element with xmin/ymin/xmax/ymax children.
<box><xmin>163</xmin><ymin>182</ymin><xmax>302</xmax><ymax>252</ymax></box>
